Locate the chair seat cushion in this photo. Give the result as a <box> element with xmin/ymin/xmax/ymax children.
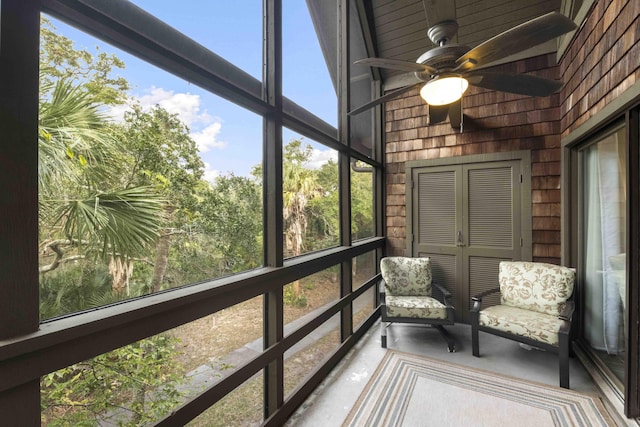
<box><xmin>385</xmin><ymin>295</ymin><xmax>448</xmax><ymax>319</ymax></box>
<box><xmin>479</xmin><ymin>305</ymin><xmax>564</xmax><ymax>346</ymax></box>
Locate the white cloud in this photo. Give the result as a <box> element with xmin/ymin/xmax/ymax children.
<box><xmin>106</xmin><ymin>86</ymin><xmax>227</xmax><ymax>153</ymax></box>
<box><xmin>137</xmin><ymin>87</ymin><xmax>212</xmax><ymax>127</ymax></box>
<box><xmin>203</xmin><ymin>162</ymin><xmax>221</xmax><ymax>184</ymax></box>
<box><xmin>306</xmin><ymin>148</ymin><xmax>338</xmax><ymax>170</ymax></box>
<box><xmin>105</xmin><ymin>103</ymin><xmax>130</xmax><ymax>123</ymax></box>
<box><xmin>192</xmin><ymin>122</ymin><xmax>227</xmax><ymax>152</ymax></box>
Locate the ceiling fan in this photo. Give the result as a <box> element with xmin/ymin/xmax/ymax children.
<box><xmin>350</xmin><ymin>12</ymin><xmax>577</xmax><ymax>128</ymax></box>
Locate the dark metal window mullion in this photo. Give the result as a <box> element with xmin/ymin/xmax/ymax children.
<box><xmin>339</xmin><ymin>0</ymin><xmax>353</xmax><ymax>342</ymax></box>
<box><xmin>373</xmin><ymin>78</ymin><xmax>385</xmax><ymax>309</ymax></box>
<box><xmin>262</xmin><ymin>0</ymin><xmax>284</xmax><ymax>420</ymax></box>
<box><xmin>0</xmin><ymin>0</ymin><xmax>41</xmax><ymax>423</ymax></box>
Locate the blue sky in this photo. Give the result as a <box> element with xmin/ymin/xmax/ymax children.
<box><xmin>47</xmin><ymin>1</ymin><xmax>338</xmax><ymax>179</ymax></box>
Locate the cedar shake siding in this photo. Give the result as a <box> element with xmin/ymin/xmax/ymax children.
<box><xmin>384</xmin><ymin>0</ymin><xmax>640</xmax><ymax>265</ymax></box>
<box><xmin>385</xmin><ymin>53</ymin><xmax>562</xmax><ymax>263</ymax></box>
<box><xmin>560</xmin><ymin>0</ymin><xmax>640</xmax><ymax>135</ymax></box>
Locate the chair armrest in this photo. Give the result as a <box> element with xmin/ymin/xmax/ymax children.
<box><xmin>432</xmin><ymin>281</ymin><xmax>451</xmax><ymax>298</ymax></box>
<box><xmin>470</xmin><ymin>287</ymin><xmax>500</xmax><ymax>313</ymax></box>
<box><xmin>558</xmin><ymin>300</ymin><xmax>575</xmax><ymax>335</ymax></box>
<box><xmin>379</xmin><ymin>279</ymin><xmax>386</xmax><ymax>305</ymax></box>
<box><xmin>471</xmin><ymin>287</ymin><xmax>500</xmax><ymax>302</ymax></box>
<box><xmin>558</xmin><ymin>300</ymin><xmax>575</xmax><ymax>321</ymax></box>
<box><xmin>432</xmin><ymin>281</ymin><xmax>453</xmax><ymax>307</ymax></box>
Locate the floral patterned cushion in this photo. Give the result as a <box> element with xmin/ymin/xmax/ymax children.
<box><xmin>380</xmin><ymin>257</ymin><xmax>432</xmax><ymax>297</ymax></box>
<box><xmin>479</xmin><ymin>305</ymin><xmax>564</xmax><ymax>346</ymax></box>
<box><xmin>499</xmin><ymin>261</ymin><xmax>575</xmax><ymax>316</ymax></box>
<box><xmin>386</xmin><ymin>295</ymin><xmax>448</xmax><ymax>319</ymax></box>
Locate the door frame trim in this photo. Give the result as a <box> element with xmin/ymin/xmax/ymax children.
<box><xmin>561</xmin><ymin>83</ymin><xmax>640</xmax><ymax>417</ymax></box>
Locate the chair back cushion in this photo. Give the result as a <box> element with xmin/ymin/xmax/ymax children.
<box><xmin>499</xmin><ymin>261</ymin><xmax>575</xmax><ymax>316</ymax></box>
<box><xmin>380</xmin><ymin>257</ymin><xmax>432</xmax><ymax>297</ymax></box>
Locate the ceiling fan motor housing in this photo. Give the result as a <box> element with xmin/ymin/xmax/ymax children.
<box><xmin>415</xmin><ymin>44</ymin><xmax>470</xmax><ymax>80</ymax></box>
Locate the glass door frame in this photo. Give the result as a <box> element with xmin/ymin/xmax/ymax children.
<box><xmin>562</xmin><ymin>105</ymin><xmax>640</xmax><ymax>418</ymax></box>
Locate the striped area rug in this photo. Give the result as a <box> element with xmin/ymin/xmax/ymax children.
<box><xmin>343</xmin><ymin>350</ymin><xmax>616</xmax><ymax>427</ymax></box>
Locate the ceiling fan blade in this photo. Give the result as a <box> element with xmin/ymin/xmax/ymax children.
<box><xmin>467</xmin><ymin>72</ymin><xmax>564</xmax><ymax>97</ymax></box>
<box><xmin>428</xmin><ymin>104</ymin><xmax>450</xmax><ymax>125</ymax></box>
<box><xmin>456</xmin><ymin>12</ymin><xmax>576</xmax><ymax>70</ymax></box>
<box><xmin>355</xmin><ymin>58</ymin><xmax>437</xmax><ymax>75</ymax></box>
<box><xmin>448</xmin><ymin>99</ymin><xmax>462</xmax><ymax>128</ymax></box>
<box><xmin>349</xmin><ymin>82</ymin><xmax>422</xmax><ymax>116</ymax></box>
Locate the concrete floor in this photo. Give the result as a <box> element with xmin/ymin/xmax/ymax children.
<box><xmin>286</xmin><ymin>321</ymin><xmax>631</xmax><ymax>426</ymax></box>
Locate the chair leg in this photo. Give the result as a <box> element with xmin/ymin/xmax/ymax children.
<box><xmin>381</xmin><ymin>321</ymin><xmax>388</xmax><ymax>348</ymax></box>
<box><xmin>471</xmin><ymin>319</ymin><xmax>480</xmax><ymax>357</ymax></box>
<box><xmin>435</xmin><ymin>325</ymin><xmax>455</xmax><ymax>352</ymax></box>
<box><xmin>559</xmin><ymin>334</ymin><xmax>570</xmax><ymax>389</ymax></box>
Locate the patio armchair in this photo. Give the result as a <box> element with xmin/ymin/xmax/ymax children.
<box><xmin>380</xmin><ymin>256</ymin><xmax>456</xmax><ymax>352</ymax></box>
<box><xmin>471</xmin><ymin>261</ymin><xmax>576</xmax><ymax>388</ymax></box>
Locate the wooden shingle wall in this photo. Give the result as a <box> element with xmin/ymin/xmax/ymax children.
<box><xmin>384</xmin><ymin>0</ymin><xmax>640</xmax><ymax>263</ymax></box>
<box><xmin>560</xmin><ymin>0</ymin><xmax>640</xmax><ymax>135</ymax></box>
<box><xmin>384</xmin><ymin>53</ymin><xmax>563</xmax><ymax>263</ymax></box>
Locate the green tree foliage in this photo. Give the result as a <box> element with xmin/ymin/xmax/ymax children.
<box><xmin>38</xmin><ymin>22</ymin><xmax>182</xmax><ymax>426</ymax></box>
<box><xmin>37</xmin><ymin>79</ymin><xmax>163</xmax><ymax>300</ymax></box>
<box><xmin>38</xmin><ymin>79</ymin><xmax>115</xmax><ymax>192</ymax></box>
<box><xmin>118</xmin><ymin>104</ymin><xmax>205</xmax><ymax>195</ymax></box>
<box><xmin>41</xmin><ymin>335</ymin><xmax>184</xmax><ymax>426</ymax></box>
<box><xmin>38</xmin><ymin>70</ymin><xmax>163</xmax><ymax>302</ymax></box>
<box><xmin>350</xmin><ymin>161</ymin><xmax>374</xmax><ymax>240</ymax></box>
<box><xmin>282</xmin><ymin>140</ymin><xmax>321</xmax><ymax>304</ymax></box>
<box><xmin>196</xmin><ymin>174</ymin><xmax>262</xmax><ymax>275</ymax></box>
<box><xmin>307</xmin><ymin>159</ymin><xmax>339</xmax><ymax>250</ymax></box>
<box><xmin>39</xmin><ymin>264</ymin><xmax>113</xmax><ymax>320</ymax></box>
<box><xmin>283</xmin><ymin>140</ymin><xmax>324</xmax><ymax>258</ymax></box>
<box><xmin>37</xmin><ymin>16</ymin><xmax>376</xmax><ymax>426</ymax></box>
<box><xmin>40</xmin><ymin>17</ymin><xmax>129</xmax><ymax>105</ymax></box>
<box><xmin>115</xmin><ymin>105</ymin><xmax>205</xmax><ymax>292</ymax></box>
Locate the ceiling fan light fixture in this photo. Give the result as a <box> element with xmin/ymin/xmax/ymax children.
<box><xmin>420</xmin><ymin>76</ymin><xmax>469</xmax><ymax>106</ymax></box>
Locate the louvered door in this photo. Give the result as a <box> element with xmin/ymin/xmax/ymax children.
<box><xmin>413</xmin><ymin>166</ymin><xmax>463</xmax><ymax>317</ymax></box>
<box><xmin>461</xmin><ymin>162</ymin><xmax>522</xmax><ymax>321</ymax></box>
<box><xmin>411</xmin><ymin>160</ymin><xmax>525</xmax><ymax>323</ymax></box>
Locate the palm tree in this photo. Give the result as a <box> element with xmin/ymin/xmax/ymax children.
<box><xmin>282</xmin><ymin>141</ymin><xmax>322</xmax><ymax>301</ymax></box>
<box><xmin>38</xmin><ymin>78</ymin><xmax>162</xmax><ymax>313</ymax></box>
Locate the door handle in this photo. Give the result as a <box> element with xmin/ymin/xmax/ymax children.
<box><xmin>456</xmin><ymin>231</ymin><xmax>465</xmax><ymax>247</ymax></box>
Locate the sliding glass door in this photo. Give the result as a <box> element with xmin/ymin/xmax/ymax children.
<box><xmin>579</xmin><ymin>123</ymin><xmax>627</xmax><ymax>386</ymax></box>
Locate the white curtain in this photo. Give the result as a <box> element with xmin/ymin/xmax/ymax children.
<box><xmin>583</xmin><ymin>131</ymin><xmax>626</xmax><ymax>354</ymax></box>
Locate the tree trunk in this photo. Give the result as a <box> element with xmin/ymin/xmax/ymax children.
<box><xmin>149</xmin><ymin>231</ymin><xmax>170</xmax><ymax>293</ymax></box>
<box><xmin>292</xmin><ymin>220</ymin><xmax>303</xmax><ymax>297</ymax></box>
<box><xmin>353</xmin><ymin>257</ymin><xmax>358</xmax><ymax>278</ymax></box>
<box><xmin>292</xmin><ymin>279</ymin><xmax>301</xmax><ymax>298</ymax></box>
<box><xmin>109</xmin><ymin>257</ymin><xmax>133</xmax><ymax>295</ymax></box>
